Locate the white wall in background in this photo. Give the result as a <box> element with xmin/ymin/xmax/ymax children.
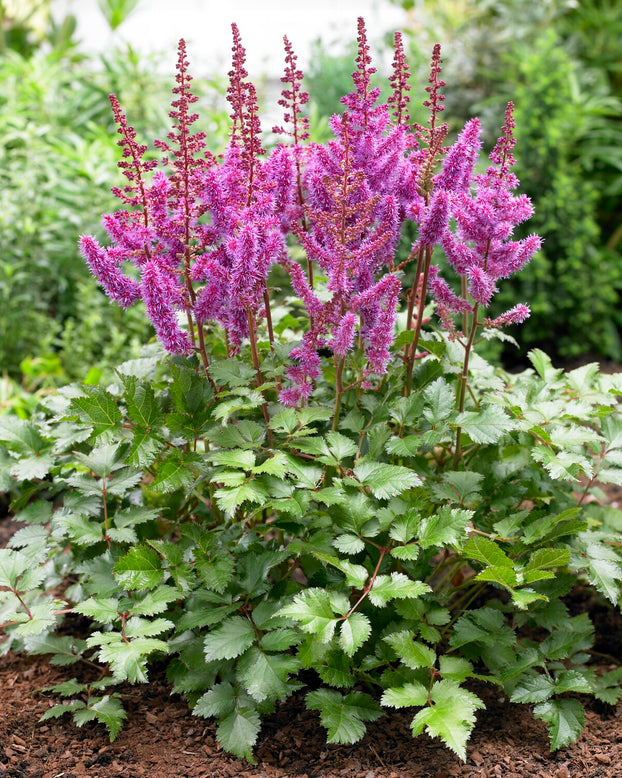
<box><xmin>52</xmin><ymin>0</ymin><xmax>405</xmax><ymax>76</ymax></box>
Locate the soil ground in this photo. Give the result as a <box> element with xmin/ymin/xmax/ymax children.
<box><xmin>1</xmin><ymin>491</ymin><xmax>621</xmax><ymax>777</ymax></box>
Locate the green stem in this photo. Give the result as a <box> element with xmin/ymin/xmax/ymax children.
<box><xmin>246</xmin><ymin>307</ymin><xmax>274</xmax><ymax>448</ymax></box>
<box><xmin>454</xmin><ymin>304</ymin><xmax>480</xmax><ymax>464</ymax></box>
<box><xmin>332</xmin><ymin>355</ymin><xmax>346</xmax><ymax>432</ymax></box>
<box><xmin>405</xmin><ymin>245</ymin><xmax>433</xmax><ymax>395</ymax></box>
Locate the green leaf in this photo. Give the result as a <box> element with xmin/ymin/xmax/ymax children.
<box><xmin>475</xmin><ymin>566</ymin><xmax>518</xmax><ymax>588</ymax></box>
<box><xmin>438</xmin><ymin>656</ymin><xmax>474</xmax><ymax>682</ymax></box>
<box><xmin>410</xmin><ymin>680</ymin><xmax>484</xmax><ymax>761</ymax></box>
<box><xmin>214</xmin><ymin>481</ymin><xmax>269</xmax><ymax>515</ymax></box>
<box><xmin>149</xmin><ymin>451</ymin><xmax>202</xmax><ymax>494</ymax></box>
<box><xmin>578</xmin><ymin>541</ymin><xmax>622</xmax><ymax>605</ymax></box>
<box><xmin>353</xmin><ymin>460</ymin><xmax>421</xmax><ymax>499</ymax></box>
<box><xmin>455</xmin><ymin>405</ymin><xmax>515</xmax><ymax>444</ymax></box>
<box><xmin>418</xmin><ymin>507</ymin><xmax>472</xmax><ymax>550</ymax></box>
<box><xmin>216</xmin><ymin>707</ymin><xmax>261</xmax><ymax>763</ymax></box>
<box><xmin>24</xmin><ymin>634</ymin><xmax>87</xmax><ymax>666</ymax></box>
<box><xmin>431</xmin><ymin>471</ymin><xmax>484</xmax><ymax>505</ymax></box>
<box><xmin>0</xmin><ymin>548</ymin><xmax>30</xmax><ymax>588</ymax></box>
<box><xmin>306</xmin><ymin>689</ymin><xmax>383</xmax><ymax>745</ymax></box>
<box><xmin>277</xmin><ymin>589</ymin><xmax>337</xmax><ymax>643</ymax></box>
<box><xmin>74</xmin><ymin>696</ymin><xmax>127</xmax><ymax>741</ymax></box>
<box><xmin>389</xmin><ymin>510</ymin><xmax>421</xmax><ymax>543</ymax></box>
<box><xmin>95</xmin><ymin>637</ymin><xmax>168</xmax><ymax>682</ymax></box>
<box><xmin>509</xmin><ymin>673</ymin><xmax>555</xmax><ymax>703</ymax></box>
<box><xmin>204</xmin><ymin>616</ymin><xmax>256</xmax><ymax>661</ymax></box>
<box><xmin>531</xmin><ymin>446</ymin><xmax>591</xmax><ymax>482</ymax></box>
<box><xmin>533</xmin><ymin>699</ymin><xmax>585</xmax><ymax>751</ymax></box>
<box><xmin>311</xmin><ymin>551</ymin><xmax>369</xmax><ymax>589</ymax></box>
<box><xmin>251</xmin><ymin>451</ymin><xmax>292</xmax><ymax>477</ymax></box>
<box><xmin>463</xmin><ymin>535</ymin><xmax>513</xmax><ymax>568</ymax></box>
<box><xmin>113</xmin><ymin>545</ymin><xmax>163</xmax><ymax>590</ymax></box>
<box><xmin>196</xmin><ymin>553</ymin><xmax>235</xmax><ymax>594</ymax></box>
<box><xmin>333</xmin><ymin>534</ymin><xmax>365</xmax><ymax>555</ymax></box>
<box><xmin>384</xmin><ymin>630</ymin><xmax>436</xmax><ymax>669</ymax></box>
<box><xmin>325</xmin><ymin>431</ymin><xmax>358</xmax><ymax>461</ymax></box>
<box><xmin>121</xmin><ymin>375</ymin><xmax>161</xmax><ymax>430</ymax></box>
<box><xmin>71</xmin><ymin>387</ymin><xmax>122</xmax><ymax>438</ymax></box>
<box><xmin>11</xmin><ymin>602</ymin><xmax>60</xmax><ymax>637</ymax></box>
<box><xmin>338</xmin><ymin>613</ymin><xmax>372</xmax><ymax>657</ymax></box>
<box><xmin>193</xmin><ymin>682</ymin><xmax>236</xmax><ymax>718</ymax></box>
<box><xmin>74</xmin><ymin>598</ymin><xmax>120</xmax><ymax>624</ymax></box>
<box><xmin>237</xmin><ymin>647</ymin><xmax>300</xmax><ymax>702</ymax></box>
<box><xmin>381</xmin><ymin>681</ymin><xmax>429</xmax><ymax>709</ymax></box>
<box><xmin>209</xmin><ymin>450</ymin><xmax>256</xmax><ymax>470</ymax></box>
<box><xmin>423</xmin><ymin>378</ymin><xmax>455</xmax><ymax>424</ymax></box>
<box><xmin>525</xmin><ymin>548</ymin><xmax>571</xmax><ymax>571</ymax></box>
<box><xmin>369</xmin><ymin>573</ymin><xmax>430</xmax><ymax>607</ymax></box>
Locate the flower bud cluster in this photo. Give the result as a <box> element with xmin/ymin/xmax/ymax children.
<box><xmin>80</xmin><ymin>20</ymin><xmax>541</xmax><ymax>405</ymax></box>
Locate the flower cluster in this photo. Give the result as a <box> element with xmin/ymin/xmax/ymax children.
<box><xmin>428</xmin><ymin>103</ymin><xmax>542</xmax><ymax>335</ymax></box>
<box><xmin>80</xmin><ymin>21</ymin><xmax>540</xmax><ymax>407</ymax></box>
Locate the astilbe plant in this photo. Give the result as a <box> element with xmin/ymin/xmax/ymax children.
<box><xmin>2</xmin><ymin>18</ymin><xmax>622</xmax><ymax>765</ymax></box>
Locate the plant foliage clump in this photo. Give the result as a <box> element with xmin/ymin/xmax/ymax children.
<box><xmin>1</xmin><ymin>19</ymin><xmax>621</xmax><ymax>764</ymax></box>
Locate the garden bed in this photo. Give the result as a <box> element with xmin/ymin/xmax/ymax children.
<box><xmin>1</xmin><ymin>511</ymin><xmax>621</xmax><ymax>778</ymax></box>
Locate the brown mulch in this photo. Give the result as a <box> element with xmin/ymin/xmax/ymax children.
<box><xmin>1</xmin><ymin>491</ymin><xmax>622</xmax><ymax>777</ymax></box>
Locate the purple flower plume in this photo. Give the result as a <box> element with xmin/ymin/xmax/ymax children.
<box><xmin>427</xmin><ymin>103</ymin><xmax>541</xmax><ymax>324</ymax></box>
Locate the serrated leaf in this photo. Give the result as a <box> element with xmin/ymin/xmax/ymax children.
<box><xmin>10</xmin><ymin>453</ymin><xmax>55</xmax><ymax>481</ymax></box>
<box><xmin>390</xmin><ymin>544</ymin><xmax>420</xmax><ymax>561</ymax></box>
<box><xmin>237</xmin><ymin>647</ymin><xmax>300</xmax><ymax>702</ymax></box>
<box><xmin>194</xmin><ymin>682</ymin><xmax>236</xmax><ymax>718</ymax></box>
<box><xmin>531</xmin><ymin>446</ymin><xmax>591</xmax><ymax>482</ymax></box>
<box><xmin>353</xmin><ymin>460</ymin><xmax>421</xmax><ymax>499</ymax></box>
<box><xmin>533</xmin><ymin>699</ymin><xmax>585</xmax><ymax>751</ymax></box>
<box><xmin>113</xmin><ymin>545</ymin><xmax>163</xmax><ymax>590</ymax></box>
<box><xmin>338</xmin><ymin>613</ymin><xmax>371</xmax><ymax>657</ymax></box>
<box><xmin>277</xmin><ymin>589</ymin><xmax>337</xmax><ymax>643</ymax></box>
<box><xmin>388</xmin><ymin>511</ymin><xmax>421</xmax><ymax>543</ymax></box>
<box><xmin>306</xmin><ymin>689</ymin><xmax>382</xmax><ymax>744</ymax></box>
<box><xmin>384</xmin><ymin>631</ymin><xmax>436</xmax><ymax>669</ymax></box>
<box><xmin>196</xmin><ymin>553</ymin><xmax>235</xmax><ymax>594</ymax></box>
<box><xmin>0</xmin><ymin>548</ymin><xmax>30</xmax><ymax>588</ymax></box>
<box><xmin>71</xmin><ymin>387</ymin><xmax>122</xmax><ymax>438</ymax></box>
<box><xmin>12</xmin><ymin>602</ymin><xmax>59</xmax><ymax>637</ymax></box>
<box><xmin>463</xmin><ymin>535</ymin><xmax>513</xmax><ymax>568</ymax></box>
<box><xmin>216</xmin><ymin>707</ymin><xmax>261</xmax><ymax>763</ymax></box>
<box><xmin>410</xmin><ymin>680</ymin><xmax>484</xmax><ymax>761</ymax></box>
<box><xmin>149</xmin><ymin>451</ymin><xmax>202</xmax><ymax>494</ymax></box>
<box><xmin>333</xmin><ymin>534</ymin><xmax>365</xmax><ymax>555</ymax></box>
<box><xmin>74</xmin><ymin>696</ymin><xmax>127</xmax><ymax>741</ymax></box>
<box><xmin>204</xmin><ymin>616</ymin><xmax>255</xmax><ymax>661</ymax></box>
<box><xmin>311</xmin><ymin>551</ymin><xmax>369</xmax><ymax>589</ymax></box>
<box><xmin>74</xmin><ymin>597</ymin><xmax>120</xmax><ymax>624</ymax></box>
<box><xmin>369</xmin><ymin>573</ymin><xmax>430</xmax><ymax>607</ymax></box>
<box><xmin>525</xmin><ymin>548</ymin><xmax>571</xmax><ymax>571</ymax></box>
<box><xmin>578</xmin><ymin>541</ymin><xmax>622</xmax><ymax>605</ymax></box>
<box><xmin>209</xmin><ymin>450</ymin><xmax>256</xmax><ymax>470</ymax></box>
<box><xmin>509</xmin><ymin>673</ymin><xmax>555</xmax><ymax>703</ymax></box>
<box><xmin>475</xmin><ymin>565</ymin><xmax>518</xmax><ymax>588</ymax></box>
<box><xmin>455</xmin><ymin>405</ymin><xmax>515</xmax><ymax>444</ymax></box>
<box><xmin>214</xmin><ymin>481</ymin><xmax>269</xmax><ymax>515</ymax></box>
<box><xmin>418</xmin><ymin>507</ymin><xmax>472</xmax><ymax>550</ymax></box>
<box><xmin>381</xmin><ymin>681</ymin><xmax>428</xmax><ymax>709</ymax></box>
<box><xmin>325</xmin><ymin>431</ymin><xmax>358</xmax><ymax>461</ymax></box>
<box><xmin>438</xmin><ymin>656</ymin><xmax>473</xmax><ymax>682</ymax></box>
<box><xmin>95</xmin><ymin>637</ymin><xmax>168</xmax><ymax>682</ymax></box>
<box><xmin>423</xmin><ymin>377</ymin><xmax>455</xmax><ymax>424</ymax></box>
<box><xmin>24</xmin><ymin>634</ymin><xmax>87</xmax><ymax>666</ymax></box>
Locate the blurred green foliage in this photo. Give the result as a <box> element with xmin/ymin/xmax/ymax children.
<box><xmin>0</xmin><ymin>10</ymin><xmax>230</xmax><ymax>385</ymax></box>
<box><xmin>392</xmin><ymin>0</ymin><xmax>622</xmax><ymax>361</ymax></box>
